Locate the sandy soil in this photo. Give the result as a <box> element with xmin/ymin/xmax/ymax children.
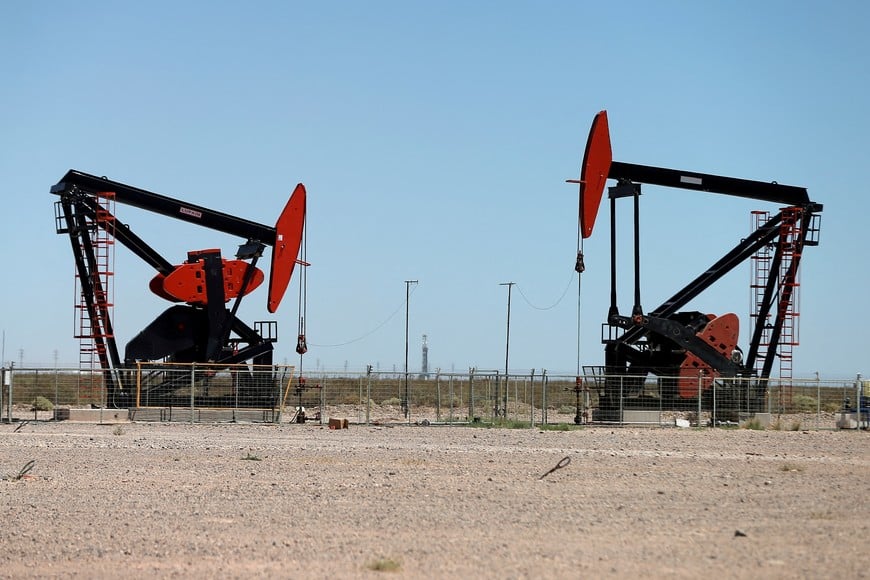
<box><xmin>0</xmin><ymin>420</ymin><xmax>868</xmax><ymax>579</ymax></box>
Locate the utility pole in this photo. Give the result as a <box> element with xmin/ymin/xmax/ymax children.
<box><xmin>499</xmin><ymin>282</ymin><xmax>515</xmax><ymax>418</ymax></box>
<box><xmin>403</xmin><ymin>279</ymin><xmax>418</xmax><ymax>418</ymax></box>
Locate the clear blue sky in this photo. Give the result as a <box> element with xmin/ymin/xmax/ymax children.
<box><xmin>1</xmin><ymin>1</ymin><xmax>867</xmax><ymax>379</ymax></box>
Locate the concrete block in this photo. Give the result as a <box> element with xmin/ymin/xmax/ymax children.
<box><xmin>739</xmin><ymin>412</ymin><xmax>771</xmax><ymax>428</ymax></box>
<box><xmin>621</xmin><ymin>410</ymin><xmax>661</xmax><ymax>424</ymax></box>
<box><xmin>55</xmin><ymin>408</ymin><xmax>129</xmax><ymax>423</ymax></box>
<box><xmin>836</xmin><ymin>412</ymin><xmax>860</xmax><ymax>429</ymax></box>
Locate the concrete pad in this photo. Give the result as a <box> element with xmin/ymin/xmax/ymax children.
<box><xmin>54</xmin><ymin>408</ymin><xmax>130</xmax><ymax>423</ymax></box>
<box><xmin>835</xmin><ymin>412</ymin><xmax>867</xmax><ymax>429</ymax></box>
<box><xmin>739</xmin><ymin>412</ymin><xmax>771</xmax><ymax>428</ymax></box>
<box><xmin>621</xmin><ymin>410</ymin><xmax>661</xmax><ymax>424</ymax></box>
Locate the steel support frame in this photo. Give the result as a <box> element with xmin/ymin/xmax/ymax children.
<box><xmin>600</xmin><ymin>160</ymin><xmax>822</xmax><ymax>412</ymax></box>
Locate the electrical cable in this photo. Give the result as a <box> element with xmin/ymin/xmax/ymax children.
<box><xmin>310</xmin><ymin>285</ymin><xmax>419</xmax><ymax>348</ymax></box>
<box><xmin>513</xmin><ymin>270</ymin><xmax>575</xmax><ymax>311</ymax></box>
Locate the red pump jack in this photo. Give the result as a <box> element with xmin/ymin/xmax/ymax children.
<box><xmin>52</xmin><ymin>170</ymin><xmax>306</xmax><ymax>407</ymax></box>
<box><xmin>570</xmin><ymin>111</ymin><xmax>822</xmax><ymax>420</ymax></box>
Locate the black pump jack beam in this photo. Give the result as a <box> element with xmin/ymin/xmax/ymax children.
<box><xmin>51</xmin><ymin>170</ymin><xmax>278</xmax><ymax>244</ymax></box>
<box><xmin>609</xmin><ymin>161</ymin><xmax>811</xmax><ymax>206</ymax></box>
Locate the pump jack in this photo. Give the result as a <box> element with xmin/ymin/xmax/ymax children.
<box><xmin>52</xmin><ymin>170</ymin><xmax>306</xmax><ymax>408</ymax></box>
<box><xmin>571</xmin><ymin>111</ymin><xmax>822</xmax><ymax>420</ymax></box>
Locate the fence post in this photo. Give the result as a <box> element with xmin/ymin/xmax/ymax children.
<box><xmin>529</xmin><ymin>369</ymin><xmax>535</xmax><ymax>428</ymax></box>
<box><xmin>513</xmin><ymin>376</ymin><xmax>519</xmax><ymax>422</ymax></box>
<box><xmin>366</xmin><ymin>365</ymin><xmax>372</xmax><ymax>426</ymax></box>
<box><xmin>712</xmin><ymin>377</ymin><xmax>717</xmax><ymax>428</ymax></box>
<box><xmin>745</xmin><ymin>377</ymin><xmax>750</xmax><ymax>414</ymax></box>
<box><xmin>658</xmin><ymin>376</ymin><xmax>663</xmax><ymax>427</ymax></box>
<box><xmin>435</xmin><ymin>370</ymin><xmax>441</xmax><ymax>423</ymax></box>
<box><xmin>234</xmin><ymin>365</ymin><xmax>240</xmax><ymax>412</ymax></box>
<box><xmin>407</xmin><ymin>374</ymin><xmax>412</xmax><ymax>425</ymax></box>
<box><xmin>468</xmin><ymin>367</ymin><xmax>475</xmax><ymax>422</ymax></box>
<box><xmin>136</xmin><ymin>362</ymin><xmax>142</xmax><ymax>408</ymax></box>
<box><xmin>697</xmin><ymin>372</ymin><xmax>703</xmax><ymax>428</ymax></box>
<box><xmin>619</xmin><ymin>374</ymin><xmax>623</xmax><ymax>426</ymax></box>
<box><xmin>7</xmin><ymin>364</ymin><xmax>13</xmax><ymax>423</ymax></box>
<box><xmin>448</xmin><ymin>375</ymin><xmax>454</xmax><ymax>424</ymax></box>
<box><xmin>501</xmin><ymin>369</ymin><xmax>511</xmax><ymax>420</ymax></box>
<box><xmin>542</xmin><ymin>370</ymin><xmax>548</xmax><ymax>425</ymax></box>
<box><xmin>320</xmin><ymin>377</ymin><xmax>325</xmax><ymax>425</ymax></box>
<box><xmin>490</xmin><ymin>373</ymin><xmax>497</xmax><ymax>422</ymax></box>
<box><xmin>190</xmin><ymin>364</ymin><xmax>195</xmax><ymax>424</ymax></box>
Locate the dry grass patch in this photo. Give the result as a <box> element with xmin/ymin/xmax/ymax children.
<box><xmin>366</xmin><ymin>557</ymin><xmax>401</xmax><ymax>572</ymax></box>
<box><xmin>779</xmin><ymin>462</ymin><xmax>804</xmax><ymax>472</ymax></box>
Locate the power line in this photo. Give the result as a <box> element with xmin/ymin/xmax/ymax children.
<box><xmin>513</xmin><ymin>271</ymin><xmax>575</xmax><ymax>311</ymax></box>
<box><xmin>309</xmin><ymin>285</ymin><xmax>419</xmax><ymax>347</ymax></box>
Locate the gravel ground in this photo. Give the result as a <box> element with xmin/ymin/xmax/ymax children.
<box><xmin>0</xmin><ymin>420</ymin><xmax>868</xmax><ymax>579</ymax></box>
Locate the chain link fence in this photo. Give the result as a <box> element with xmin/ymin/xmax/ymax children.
<box><xmin>1</xmin><ymin>365</ymin><xmax>867</xmax><ymax>429</ymax></box>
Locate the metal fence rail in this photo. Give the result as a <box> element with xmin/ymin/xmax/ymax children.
<box><xmin>1</xmin><ymin>365</ymin><xmax>866</xmax><ymax>429</ymax></box>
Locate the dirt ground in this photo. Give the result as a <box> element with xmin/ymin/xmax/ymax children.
<box><xmin>0</xmin><ymin>420</ymin><xmax>868</xmax><ymax>579</ymax></box>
